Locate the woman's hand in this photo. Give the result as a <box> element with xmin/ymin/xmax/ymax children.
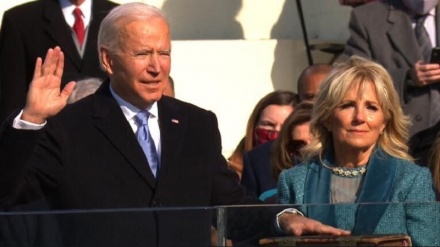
<box><xmin>280</xmin><ymin>213</ymin><xmax>351</xmax><ymax>236</ymax></box>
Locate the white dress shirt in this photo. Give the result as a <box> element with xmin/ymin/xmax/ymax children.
<box><xmin>109</xmin><ymin>85</ymin><xmax>162</xmax><ymax>159</ymax></box>
<box><xmin>410</xmin><ymin>8</ymin><xmax>437</xmax><ymax>48</ymax></box>
<box><xmin>59</xmin><ymin>0</ymin><xmax>92</xmax><ymax>29</ymax></box>
<box><xmin>59</xmin><ymin>0</ymin><xmax>92</xmax><ymax>54</ymax></box>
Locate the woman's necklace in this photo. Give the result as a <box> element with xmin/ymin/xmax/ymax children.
<box><xmin>321</xmin><ymin>162</ymin><xmax>367</xmax><ymax>178</ymax></box>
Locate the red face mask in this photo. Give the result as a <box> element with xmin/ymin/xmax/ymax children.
<box><xmin>253</xmin><ymin>127</ymin><xmax>279</xmax><ymax>146</ymax></box>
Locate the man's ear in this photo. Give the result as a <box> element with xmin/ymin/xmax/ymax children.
<box><xmin>100</xmin><ymin>48</ymin><xmax>113</xmax><ymax>75</ymax></box>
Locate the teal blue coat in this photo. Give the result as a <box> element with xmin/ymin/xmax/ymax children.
<box><xmin>277</xmin><ymin>148</ymin><xmax>439</xmax><ymax>246</ymax></box>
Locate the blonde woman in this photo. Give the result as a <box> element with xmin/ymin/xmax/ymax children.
<box><xmin>278</xmin><ymin>56</ymin><xmax>439</xmax><ymax>246</ymax></box>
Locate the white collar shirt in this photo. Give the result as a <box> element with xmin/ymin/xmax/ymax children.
<box><xmin>59</xmin><ymin>0</ymin><xmax>92</xmax><ymax>29</ymax></box>
<box><xmin>410</xmin><ymin>8</ymin><xmax>437</xmax><ymax>47</ymax></box>
<box><xmin>109</xmin><ymin>85</ymin><xmax>162</xmax><ymax>158</ymax></box>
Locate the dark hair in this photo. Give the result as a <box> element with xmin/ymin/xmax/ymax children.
<box><xmin>272</xmin><ymin>101</ymin><xmax>314</xmax><ymax>180</ymax></box>
<box><xmin>297</xmin><ymin>63</ymin><xmax>332</xmax><ymax>101</ymax></box>
<box><xmin>228</xmin><ymin>90</ymin><xmax>299</xmax><ymax>176</ymax></box>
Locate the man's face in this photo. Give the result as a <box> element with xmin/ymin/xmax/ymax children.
<box><xmin>69</xmin><ymin>0</ymin><xmax>85</xmax><ymax>6</ymax></box>
<box><xmin>300</xmin><ymin>72</ymin><xmax>327</xmax><ymax>102</ymax></box>
<box><xmin>402</xmin><ymin>0</ymin><xmax>438</xmax><ymax>15</ymax></box>
<box><xmin>103</xmin><ymin>17</ymin><xmax>171</xmax><ymax>109</ymax></box>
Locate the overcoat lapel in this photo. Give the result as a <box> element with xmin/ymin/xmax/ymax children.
<box><xmin>386</xmin><ymin>3</ymin><xmax>421</xmax><ymax>65</ymax></box>
<box><xmin>352</xmin><ymin>149</ymin><xmax>396</xmax><ymax>234</ymax></box>
<box><xmin>92</xmin><ymin>80</ymin><xmax>157</xmax><ymax>189</ymax></box>
<box><xmin>304</xmin><ymin>148</ymin><xmax>396</xmax><ymax>232</ymax></box>
<box><xmin>156</xmin><ymin>97</ymin><xmax>186</xmax><ymax>184</ymax></box>
<box><xmin>43</xmin><ymin>0</ymin><xmax>82</xmax><ymax>70</ymax></box>
<box><xmin>304</xmin><ymin>152</ymin><xmax>336</xmax><ymax>227</ymax></box>
<box><xmin>82</xmin><ymin>0</ymin><xmax>110</xmax><ymax>68</ymax></box>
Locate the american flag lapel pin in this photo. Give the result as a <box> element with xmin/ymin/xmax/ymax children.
<box><xmin>171</xmin><ymin>119</ymin><xmax>179</xmax><ymax>124</ymax></box>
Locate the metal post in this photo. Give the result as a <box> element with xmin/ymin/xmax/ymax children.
<box><xmin>296</xmin><ymin>0</ymin><xmax>314</xmax><ymax>65</ymax></box>
<box><xmin>216</xmin><ymin>207</ymin><xmax>226</xmax><ymax>247</ymax></box>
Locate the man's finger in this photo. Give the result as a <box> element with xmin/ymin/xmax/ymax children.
<box><xmin>55</xmin><ymin>50</ymin><xmax>65</xmax><ymax>79</ymax></box>
<box><xmin>60</xmin><ymin>81</ymin><xmax>77</xmax><ymax>101</ymax></box>
<box><xmin>32</xmin><ymin>57</ymin><xmax>43</xmax><ymax>80</ymax></box>
<box><xmin>42</xmin><ymin>47</ymin><xmax>61</xmax><ymax>76</ymax></box>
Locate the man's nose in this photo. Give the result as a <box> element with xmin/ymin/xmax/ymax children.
<box><xmin>147</xmin><ymin>53</ymin><xmax>160</xmax><ymax>73</ymax></box>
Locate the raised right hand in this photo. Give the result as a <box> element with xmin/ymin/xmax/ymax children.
<box><xmin>22</xmin><ymin>47</ymin><xmax>76</xmax><ymax>124</ymax></box>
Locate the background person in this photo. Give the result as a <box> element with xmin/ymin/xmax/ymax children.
<box><xmin>342</xmin><ymin>0</ymin><xmax>440</xmax><ymax>137</ymax></box>
<box><xmin>271</xmin><ymin>102</ymin><xmax>314</xmax><ymax>180</ymax></box>
<box><xmin>427</xmin><ymin>131</ymin><xmax>440</xmax><ymax>199</ymax></box>
<box><xmin>277</xmin><ymin>56</ymin><xmax>439</xmax><ymax>246</ymax></box>
<box><xmin>67</xmin><ymin>77</ymin><xmax>103</xmax><ymax>103</ymax></box>
<box><xmin>297</xmin><ymin>63</ymin><xmax>332</xmax><ymax>103</ymax></box>
<box><xmin>163</xmin><ymin>75</ymin><xmax>175</xmax><ymax>98</ymax></box>
<box><xmin>228</xmin><ymin>90</ymin><xmax>298</xmax><ymax>180</ymax></box>
<box><xmin>241</xmin><ymin>102</ymin><xmax>314</xmax><ymax>203</ymax></box>
<box><xmin>0</xmin><ymin>0</ymin><xmax>118</xmax><ymax>123</ymax></box>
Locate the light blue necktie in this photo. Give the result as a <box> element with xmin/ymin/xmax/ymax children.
<box><xmin>135</xmin><ymin>111</ymin><xmax>159</xmax><ymax>177</ymax></box>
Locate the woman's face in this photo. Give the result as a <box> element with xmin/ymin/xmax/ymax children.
<box><xmin>256</xmin><ymin>104</ymin><xmax>294</xmax><ymax>132</ymax></box>
<box><xmin>325</xmin><ymin>82</ymin><xmax>386</xmax><ymax>153</ymax></box>
<box><xmin>291</xmin><ymin>121</ymin><xmax>312</xmax><ymax>145</ymax></box>
<box><xmin>287</xmin><ymin>121</ymin><xmax>312</xmax><ymax>157</ymax></box>
<box><xmin>253</xmin><ymin>104</ymin><xmax>294</xmax><ymax>146</ymax></box>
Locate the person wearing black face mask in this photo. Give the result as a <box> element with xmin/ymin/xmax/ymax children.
<box><xmin>341</xmin><ymin>0</ymin><xmax>440</xmax><ymax>147</ymax></box>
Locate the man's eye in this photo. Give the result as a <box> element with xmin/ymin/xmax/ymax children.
<box><xmin>158</xmin><ymin>51</ymin><xmax>170</xmax><ymax>57</ymax></box>
<box><xmin>134</xmin><ymin>51</ymin><xmax>152</xmax><ymax>57</ymax></box>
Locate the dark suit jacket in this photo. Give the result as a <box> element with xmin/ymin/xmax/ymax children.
<box><xmin>0</xmin><ymin>0</ymin><xmax>118</xmax><ymax>122</ymax></box>
<box><xmin>342</xmin><ymin>0</ymin><xmax>440</xmax><ymax>136</ymax></box>
<box><xmin>0</xmin><ymin>80</ymin><xmax>272</xmax><ymax>246</ymax></box>
<box><xmin>241</xmin><ymin>141</ymin><xmax>277</xmax><ymax>203</ymax></box>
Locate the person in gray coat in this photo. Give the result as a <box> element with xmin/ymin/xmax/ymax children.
<box><xmin>342</xmin><ymin>0</ymin><xmax>440</xmax><ymax>137</ymax></box>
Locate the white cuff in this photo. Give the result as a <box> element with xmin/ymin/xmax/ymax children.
<box><xmin>12</xmin><ymin>110</ymin><xmax>46</xmax><ymax>130</ymax></box>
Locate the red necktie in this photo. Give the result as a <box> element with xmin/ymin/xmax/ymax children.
<box><xmin>73</xmin><ymin>8</ymin><xmax>85</xmax><ymax>46</ymax></box>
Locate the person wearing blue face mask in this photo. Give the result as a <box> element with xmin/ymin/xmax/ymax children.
<box><xmin>341</xmin><ymin>0</ymin><xmax>440</xmax><ymax>144</ymax></box>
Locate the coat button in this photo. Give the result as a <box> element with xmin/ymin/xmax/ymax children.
<box><xmin>415</xmin><ymin>114</ymin><xmax>422</xmax><ymax>121</ymax></box>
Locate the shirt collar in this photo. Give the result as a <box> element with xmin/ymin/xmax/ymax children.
<box><xmin>59</xmin><ymin>0</ymin><xmax>92</xmax><ymax>27</ymax></box>
<box><xmin>410</xmin><ymin>8</ymin><xmax>436</xmax><ymax>19</ymax></box>
<box><xmin>109</xmin><ymin>84</ymin><xmax>159</xmax><ymax>121</ymax></box>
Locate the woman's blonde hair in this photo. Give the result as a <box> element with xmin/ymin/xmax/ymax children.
<box><xmin>302</xmin><ymin>56</ymin><xmax>412</xmax><ymax>162</ymax></box>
